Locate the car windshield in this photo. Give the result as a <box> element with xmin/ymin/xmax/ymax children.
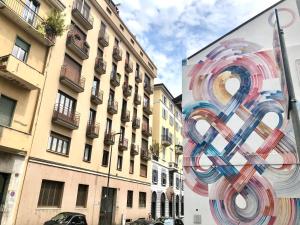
<box><xmin>51</xmin><ymin>213</ymin><xmax>73</xmax><ymax>222</ymax></box>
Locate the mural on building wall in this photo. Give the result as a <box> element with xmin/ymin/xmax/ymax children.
<box><xmin>183</xmin><ymin>1</ymin><xmax>300</xmax><ymax>224</ymax></box>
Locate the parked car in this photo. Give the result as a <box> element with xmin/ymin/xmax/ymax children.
<box><xmin>44</xmin><ymin>212</ymin><xmax>87</xmax><ymax>225</ymax></box>
<box><xmin>127</xmin><ymin>218</ymin><xmax>154</xmax><ymax>225</ymax></box>
<box><xmin>155</xmin><ymin>217</ymin><xmax>184</xmax><ymax>225</ymax></box>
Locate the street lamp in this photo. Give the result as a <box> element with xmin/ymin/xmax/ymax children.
<box><xmin>104</xmin><ymin>132</ymin><xmax>121</xmax><ymax>225</ymax></box>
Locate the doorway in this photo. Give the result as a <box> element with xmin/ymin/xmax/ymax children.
<box><xmin>99</xmin><ymin>187</ymin><xmax>117</xmax><ymax>225</ymax></box>
<box><xmin>0</xmin><ymin>173</ymin><xmax>10</xmax><ymax>224</ymax></box>
<box><xmin>151</xmin><ymin>192</ymin><xmax>157</xmax><ymax>219</ymax></box>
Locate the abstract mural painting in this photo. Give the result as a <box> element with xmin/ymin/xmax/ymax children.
<box><xmin>183</xmin><ymin>1</ymin><xmax>300</xmax><ymax>224</ymax></box>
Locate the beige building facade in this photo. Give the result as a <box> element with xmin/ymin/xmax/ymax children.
<box><xmin>0</xmin><ymin>0</ymin><xmax>156</xmax><ymax>224</ymax></box>
<box><xmin>150</xmin><ymin>84</ymin><xmax>184</xmax><ymax>220</ymax></box>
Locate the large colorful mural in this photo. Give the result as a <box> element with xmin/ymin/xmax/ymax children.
<box><xmin>183</xmin><ymin>0</ymin><xmax>300</xmax><ymax>224</ymax></box>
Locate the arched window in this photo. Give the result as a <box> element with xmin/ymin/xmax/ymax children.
<box><xmin>161</xmin><ymin>193</ymin><xmax>166</xmax><ymax>217</ymax></box>
<box><xmin>181</xmin><ymin>196</ymin><xmax>184</xmax><ymax>215</ymax></box>
<box><xmin>151</xmin><ymin>192</ymin><xmax>157</xmax><ymax>219</ymax></box>
<box><xmin>176</xmin><ymin>195</ymin><xmax>179</xmax><ymax>217</ymax></box>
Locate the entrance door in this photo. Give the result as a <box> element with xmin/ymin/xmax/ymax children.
<box><xmin>99</xmin><ymin>187</ymin><xmax>116</xmax><ymax>225</ymax></box>
<box><xmin>0</xmin><ymin>173</ymin><xmax>10</xmax><ymax>224</ymax></box>
<box><xmin>151</xmin><ymin>192</ymin><xmax>157</xmax><ymax>219</ymax></box>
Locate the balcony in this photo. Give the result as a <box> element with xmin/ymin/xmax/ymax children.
<box><xmin>132</xmin><ymin>117</ymin><xmax>140</xmax><ymax>129</ymax></box>
<box><xmin>98</xmin><ymin>30</ymin><xmax>109</xmax><ymax>47</ymax></box>
<box><xmin>107</xmin><ymin>100</ymin><xmax>118</xmax><ymax>115</ymax></box>
<box><xmin>72</xmin><ymin>0</ymin><xmax>94</xmax><ymax>30</ymax></box>
<box><xmin>135</xmin><ymin>71</ymin><xmax>142</xmax><ymax>83</ymax></box>
<box><xmin>66</xmin><ymin>31</ymin><xmax>90</xmax><ymax>60</ymax></box>
<box><xmin>0</xmin><ymin>55</ymin><xmax>44</xmax><ymax>90</ymax></box>
<box><xmin>94</xmin><ymin>57</ymin><xmax>106</xmax><ymax>75</ymax></box>
<box><xmin>131</xmin><ymin>144</ymin><xmax>139</xmax><ymax>156</ymax></box>
<box><xmin>118</xmin><ymin>138</ymin><xmax>128</xmax><ymax>151</ymax></box>
<box><xmin>0</xmin><ymin>0</ymin><xmax>54</xmax><ymax>46</ymax></box>
<box><xmin>113</xmin><ymin>45</ymin><xmax>122</xmax><ymax>61</ymax></box>
<box><xmin>110</xmin><ymin>72</ymin><xmax>121</xmax><ymax>87</ymax></box>
<box><xmin>48</xmin><ymin>0</ymin><xmax>65</xmax><ymax>11</ymax></box>
<box><xmin>125</xmin><ymin>59</ymin><xmax>133</xmax><ymax>73</ymax></box>
<box><xmin>144</xmin><ymin>83</ymin><xmax>154</xmax><ymax>95</ymax></box>
<box><xmin>169</xmin><ymin>162</ymin><xmax>179</xmax><ymax>172</ymax></box>
<box><xmin>104</xmin><ymin>132</ymin><xmax>115</xmax><ymax>146</ymax></box>
<box><xmin>134</xmin><ymin>94</ymin><xmax>141</xmax><ymax>105</ymax></box>
<box><xmin>91</xmin><ymin>87</ymin><xmax>103</xmax><ymax>105</ymax></box>
<box><xmin>86</xmin><ymin>121</ymin><xmax>100</xmax><ymax>139</ymax></box>
<box><xmin>143</xmin><ymin>103</ymin><xmax>152</xmax><ymax>115</ymax></box>
<box><xmin>123</xmin><ymin>83</ymin><xmax>132</xmax><ymax>98</ymax></box>
<box><xmin>121</xmin><ymin>110</ymin><xmax>130</xmax><ymax>123</ymax></box>
<box><xmin>52</xmin><ymin>104</ymin><xmax>80</xmax><ymax>130</ymax></box>
<box><xmin>60</xmin><ymin>65</ymin><xmax>85</xmax><ymax>93</ymax></box>
<box><xmin>142</xmin><ymin>123</ymin><xmax>152</xmax><ymax>137</ymax></box>
<box><xmin>141</xmin><ymin>148</ymin><xmax>151</xmax><ymax>161</ymax></box>
<box><xmin>175</xmin><ymin>145</ymin><xmax>183</xmax><ymax>155</ymax></box>
<box><xmin>162</xmin><ymin>134</ymin><xmax>172</xmax><ymax>147</ymax></box>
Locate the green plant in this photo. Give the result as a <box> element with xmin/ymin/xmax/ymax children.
<box><xmin>44</xmin><ymin>10</ymin><xmax>66</xmax><ymax>37</ymax></box>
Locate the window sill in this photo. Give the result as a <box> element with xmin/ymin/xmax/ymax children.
<box><xmin>47</xmin><ymin>150</ymin><xmax>69</xmax><ymax>157</ymax></box>
<box><xmin>83</xmin><ymin>160</ymin><xmax>91</xmax><ymax>163</ymax></box>
<box><xmin>102</xmin><ymin>164</ymin><xmax>108</xmax><ymax>167</ymax></box>
<box><xmin>37</xmin><ymin>207</ymin><xmax>61</xmax><ymax>210</ymax></box>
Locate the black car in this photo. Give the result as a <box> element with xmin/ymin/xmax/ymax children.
<box><xmin>44</xmin><ymin>212</ymin><xmax>87</xmax><ymax>225</ymax></box>
<box><xmin>155</xmin><ymin>218</ymin><xmax>184</xmax><ymax>225</ymax></box>
<box><xmin>127</xmin><ymin>219</ymin><xmax>154</xmax><ymax>225</ymax></box>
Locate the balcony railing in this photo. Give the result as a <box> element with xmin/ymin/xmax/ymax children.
<box><xmin>161</xmin><ymin>134</ymin><xmax>172</xmax><ymax>147</ymax></box>
<box><xmin>169</xmin><ymin>162</ymin><xmax>179</xmax><ymax>172</ymax></box>
<box><xmin>72</xmin><ymin>0</ymin><xmax>94</xmax><ymax>30</ymax></box>
<box><xmin>125</xmin><ymin>59</ymin><xmax>133</xmax><ymax>73</ymax></box>
<box><xmin>112</xmin><ymin>45</ymin><xmax>122</xmax><ymax>61</ymax></box>
<box><xmin>121</xmin><ymin>110</ymin><xmax>130</xmax><ymax>123</ymax></box>
<box><xmin>94</xmin><ymin>57</ymin><xmax>106</xmax><ymax>75</ymax></box>
<box><xmin>132</xmin><ymin>117</ymin><xmax>140</xmax><ymax>129</ymax></box>
<box><xmin>86</xmin><ymin>121</ymin><xmax>100</xmax><ymax>139</ymax></box>
<box><xmin>144</xmin><ymin>83</ymin><xmax>154</xmax><ymax>95</ymax></box>
<box><xmin>123</xmin><ymin>83</ymin><xmax>132</xmax><ymax>97</ymax></box>
<box><xmin>98</xmin><ymin>30</ymin><xmax>109</xmax><ymax>47</ymax></box>
<box><xmin>0</xmin><ymin>0</ymin><xmax>54</xmax><ymax>46</ymax></box>
<box><xmin>175</xmin><ymin>145</ymin><xmax>183</xmax><ymax>155</ymax></box>
<box><xmin>110</xmin><ymin>72</ymin><xmax>121</xmax><ymax>87</ymax></box>
<box><xmin>66</xmin><ymin>30</ymin><xmax>90</xmax><ymax>60</ymax></box>
<box><xmin>134</xmin><ymin>94</ymin><xmax>141</xmax><ymax>105</ymax></box>
<box><xmin>118</xmin><ymin>138</ymin><xmax>128</xmax><ymax>151</ymax></box>
<box><xmin>104</xmin><ymin>132</ymin><xmax>115</xmax><ymax>146</ymax></box>
<box><xmin>143</xmin><ymin>103</ymin><xmax>152</xmax><ymax>115</ymax></box>
<box><xmin>131</xmin><ymin>144</ymin><xmax>139</xmax><ymax>156</ymax></box>
<box><xmin>135</xmin><ymin>71</ymin><xmax>142</xmax><ymax>83</ymax></box>
<box><xmin>91</xmin><ymin>87</ymin><xmax>103</xmax><ymax>105</ymax></box>
<box><xmin>107</xmin><ymin>100</ymin><xmax>118</xmax><ymax>115</ymax></box>
<box><xmin>52</xmin><ymin>104</ymin><xmax>80</xmax><ymax>130</ymax></box>
<box><xmin>142</xmin><ymin>123</ymin><xmax>152</xmax><ymax>137</ymax></box>
<box><xmin>141</xmin><ymin>148</ymin><xmax>151</xmax><ymax>161</ymax></box>
<box><xmin>60</xmin><ymin>65</ymin><xmax>85</xmax><ymax>93</ymax></box>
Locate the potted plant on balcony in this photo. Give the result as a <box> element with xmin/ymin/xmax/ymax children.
<box><xmin>37</xmin><ymin>10</ymin><xmax>66</xmax><ymax>43</ymax></box>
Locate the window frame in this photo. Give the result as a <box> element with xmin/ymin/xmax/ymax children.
<box><xmin>139</xmin><ymin>192</ymin><xmax>146</xmax><ymax>208</ymax></box>
<box><xmin>76</xmin><ymin>184</ymin><xmax>89</xmax><ymax>208</ymax></box>
<box><xmin>12</xmin><ymin>36</ymin><xmax>30</xmax><ymax>62</ymax></box>
<box><xmin>47</xmin><ymin>132</ymin><xmax>71</xmax><ymax>156</ymax></box>
<box><xmin>37</xmin><ymin>180</ymin><xmax>64</xmax><ymax>208</ymax></box>
<box><xmin>83</xmin><ymin>144</ymin><xmax>92</xmax><ymax>162</ymax></box>
<box><xmin>127</xmin><ymin>190</ymin><xmax>133</xmax><ymax>208</ymax></box>
<box><xmin>0</xmin><ymin>95</ymin><xmax>16</xmax><ymax>127</ymax></box>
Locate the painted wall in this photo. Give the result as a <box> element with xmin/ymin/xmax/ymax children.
<box><xmin>183</xmin><ymin>0</ymin><xmax>300</xmax><ymax>224</ymax></box>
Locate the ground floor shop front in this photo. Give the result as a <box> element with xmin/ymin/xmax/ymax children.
<box><xmin>15</xmin><ymin>160</ymin><xmax>151</xmax><ymax>225</ymax></box>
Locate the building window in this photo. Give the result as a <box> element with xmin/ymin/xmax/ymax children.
<box><xmin>140</xmin><ymin>164</ymin><xmax>147</xmax><ymax>177</ymax></box>
<box><xmin>170</xmin><ymin>103</ymin><xmax>173</xmax><ymax>113</ymax></box>
<box><xmin>38</xmin><ymin>180</ymin><xmax>64</xmax><ymax>207</ymax></box>
<box><xmin>76</xmin><ymin>184</ymin><xmax>89</xmax><ymax>208</ymax></box>
<box><xmin>12</xmin><ymin>37</ymin><xmax>30</xmax><ymax>62</ymax></box>
<box><xmin>139</xmin><ymin>192</ymin><xmax>146</xmax><ymax>208</ymax></box>
<box><xmin>55</xmin><ymin>91</ymin><xmax>76</xmax><ymax>116</ymax></box>
<box><xmin>163</xmin><ymin>96</ymin><xmax>167</xmax><ymax>104</ymax></box>
<box><xmin>83</xmin><ymin>144</ymin><xmax>92</xmax><ymax>162</ymax></box>
<box><xmin>129</xmin><ymin>159</ymin><xmax>134</xmax><ymax>174</ymax></box>
<box><xmin>102</xmin><ymin>149</ymin><xmax>109</xmax><ymax>166</ymax></box>
<box><xmin>152</xmin><ymin>169</ymin><xmax>158</xmax><ymax>184</ymax></box>
<box><xmin>169</xmin><ymin>115</ymin><xmax>174</xmax><ymax>126</ymax></box>
<box><xmin>127</xmin><ymin>190</ymin><xmax>133</xmax><ymax>208</ymax></box>
<box><xmin>162</xmin><ymin>147</ymin><xmax>166</xmax><ymax>160</ymax></box>
<box><xmin>117</xmin><ymin>155</ymin><xmax>123</xmax><ymax>171</ymax></box>
<box><xmin>161</xmin><ymin>172</ymin><xmax>167</xmax><ymax>186</ymax></box>
<box><xmin>47</xmin><ymin>132</ymin><xmax>70</xmax><ymax>156</ymax></box>
<box><xmin>162</xmin><ymin>108</ymin><xmax>167</xmax><ymax>120</ymax></box>
<box><xmin>176</xmin><ymin>177</ymin><xmax>180</xmax><ymax>189</ymax></box>
<box><xmin>175</xmin><ymin>122</ymin><xmax>179</xmax><ymax>131</ymax></box>
<box><xmin>0</xmin><ymin>95</ymin><xmax>16</xmax><ymax>127</ymax></box>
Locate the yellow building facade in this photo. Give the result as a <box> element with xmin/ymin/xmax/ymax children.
<box><xmin>0</xmin><ymin>0</ymin><xmax>156</xmax><ymax>224</ymax></box>
<box><xmin>151</xmin><ymin>84</ymin><xmax>184</xmax><ymax>219</ymax></box>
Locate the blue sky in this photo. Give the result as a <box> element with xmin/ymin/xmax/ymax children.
<box><xmin>117</xmin><ymin>0</ymin><xmax>279</xmax><ymax>96</ymax></box>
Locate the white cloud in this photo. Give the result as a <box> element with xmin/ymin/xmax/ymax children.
<box><xmin>117</xmin><ymin>0</ymin><xmax>280</xmax><ymax>96</ymax></box>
